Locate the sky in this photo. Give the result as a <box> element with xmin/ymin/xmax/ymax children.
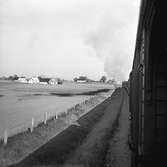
<box><xmin>0</xmin><ymin>0</ymin><xmax>140</xmax><ymax>81</ymax></box>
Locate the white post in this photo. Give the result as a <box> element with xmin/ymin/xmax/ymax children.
<box><xmin>55</xmin><ymin>112</ymin><xmax>58</xmax><ymax>119</ymax></box>
<box><xmin>31</xmin><ymin>117</ymin><xmax>34</xmax><ymax>132</ymax></box>
<box><xmin>4</xmin><ymin>130</ymin><xmax>8</xmax><ymax>145</ymax></box>
<box><xmin>54</xmin><ymin>112</ymin><xmax>57</xmax><ymax>121</ymax></box>
<box><xmin>44</xmin><ymin>112</ymin><xmax>47</xmax><ymax>124</ymax></box>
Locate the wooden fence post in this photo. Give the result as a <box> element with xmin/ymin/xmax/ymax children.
<box><xmin>55</xmin><ymin>112</ymin><xmax>58</xmax><ymax>119</ymax></box>
<box><xmin>4</xmin><ymin>130</ymin><xmax>8</xmax><ymax>145</ymax></box>
<box><xmin>31</xmin><ymin>117</ymin><xmax>34</xmax><ymax>132</ymax></box>
<box><xmin>44</xmin><ymin>112</ymin><xmax>47</xmax><ymax>124</ymax></box>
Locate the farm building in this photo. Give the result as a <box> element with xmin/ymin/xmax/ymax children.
<box><xmin>38</xmin><ymin>77</ymin><xmax>50</xmax><ymax>85</ymax></box>
<box><xmin>28</xmin><ymin>77</ymin><xmax>39</xmax><ymax>84</ymax></box>
<box><xmin>49</xmin><ymin>78</ymin><xmax>58</xmax><ymax>85</ymax></box>
<box><xmin>17</xmin><ymin>77</ymin><xmax>28</xmax><ymax>83</ymax></box>
<box><xmin>74</xmin><ymin>76</ymin><xmax>88</xmax><ymax>83</ymax></box>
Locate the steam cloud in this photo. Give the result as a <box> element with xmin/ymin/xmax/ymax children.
<box><xmin>84</xmin><ymin>2</ymin><xmax>139</xmax><ymax>81</ymax></box>
<box><xmin>0</xmin><ymin>0</ymin><xmax>140</xmax><ymax>81</ymax></box>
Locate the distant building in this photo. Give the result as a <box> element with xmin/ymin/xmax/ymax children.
<box><xmin>74</xmin><ymin>76</ymin><xmax>88</xmax><ymax>83</ymax></box>
<box><xmin>49</xmin><ymin>78</ymin><xmax>58</xmax><ymax>85</ymax></box>
<box><xmin>38</xmin><ymin>77</ymin><xmax>50</xmax><ymax>85</ymax></box>
<box><xmin>26</xmin><ymin>76</ymin><xmax>63</xmax><ymax>85</ymax></box>
<box><xmin>18</xmin><ymin>77</ymin><xmax>28</xmax><ymax>83</ymax></box>
<box><xmin>28</xmin><ymin>77</ymin><xmax>39</xmax><ymax>84</ymax></box>
<box><xmin>76</xmin><ymin>80</ymin><xmax>87</xmax><ymax>83</ymax></box>
<box><xmin>107</xmin><ymin>79</ymin><xmax>116</xmax><ymax>84</ymax></box>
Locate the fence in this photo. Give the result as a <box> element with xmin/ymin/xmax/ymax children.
<box><xmin>0</xmin><ymin>91</ymin><xmax>113</xmax><ymax>145</ymax></box>
<box><xmin>0</xmin><ymin>109</ymin><xmax>59</xmax><ymax>145</ymax></box>
<box><xmin>0</xmin><ymin>98</ymin><xmax>91</xmax><ymax>145</ymax></box>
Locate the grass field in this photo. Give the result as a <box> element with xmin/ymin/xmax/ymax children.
<box><xmin>0</xmin><ymin>80</ymin><xmax>113</xmax><ymax>140</ymax></box>
<box><xmin>8</xmin><ymin>88</ymin><xmax>129</xmax><ymax>167</ymax></box>
<box><xmin>0</xmin><ymin>80</ymin><xmax>114</xmax><ymax>167</ymax></box>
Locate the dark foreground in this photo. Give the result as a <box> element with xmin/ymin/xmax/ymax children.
<box><xmin>9</xmin><ymin>88</ymin><xmax>130</xmax><ymax>167</ymax></box>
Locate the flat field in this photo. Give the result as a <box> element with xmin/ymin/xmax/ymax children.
<box><xmin>0</xmin><ymin>81</ymin><xmax>113</xmax><ymax>139</ymax></box>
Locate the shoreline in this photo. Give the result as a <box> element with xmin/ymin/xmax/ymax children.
<box><xmin>0</xmin><ymin>92</ymin><xmax>112</xmax><ymax>167</ymax></box>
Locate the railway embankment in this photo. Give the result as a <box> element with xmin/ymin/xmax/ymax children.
<box><xmin>0</xmin><ymin>93</ymin><xmax>109</xmax><ymax>167</ymax></box>
<box><xmin>8</xmin><ymin>88</ymin><xmax>131</xmax><ymax>167</ymax></box>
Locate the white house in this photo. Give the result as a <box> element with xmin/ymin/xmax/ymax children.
<box><xmin>49</xmin><ymin>78</ymin><xmax>58</xmax><ymax>85</ymax></box>
<box><xmin>18</xmin><ymin>77</ymin><xmax>28</xmax><ymax>83</ymax></box>
<box><xmin>38</xmin><ymin>77</ymin><xmax>50</xmax><ymax>85</ymax></box>
<box><xmin>28</xmin><ymin>77</ymin><xmax>39</xmax><ymax>84</ymax></box>
<box><xmin>76</xmin><ymin>80</ymin><xmax>87</xmax><ymax>83</ymax></box>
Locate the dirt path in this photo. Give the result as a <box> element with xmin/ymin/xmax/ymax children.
<box><xmin>104</xmin><ymin>89</ymin><xmax>131</xmax><ymax>167</ymax></box>
<box><xmin>63</xmin><ymin>89</ymin><xmax>123</xmax><ymax>167</ymax></box>
<box><xmin>8</xmin><ymin>88</ymin><xmax>131</xmax><ymax>167</ymax></box>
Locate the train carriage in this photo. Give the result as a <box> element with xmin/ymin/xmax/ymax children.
<box><xmin>130</xmin><ymin>0</ymin><xmax>167</xmax><ymax>166</ymax></box>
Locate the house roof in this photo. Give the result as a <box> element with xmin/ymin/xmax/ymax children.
<box><xmin>38</xmin><ymin>77</ymin><xmax>50</xmax><ymax>83</ymax></box>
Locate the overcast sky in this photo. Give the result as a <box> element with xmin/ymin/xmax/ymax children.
<box><xmin>0</xmin><ymin>0</ymin><xmax>140</xmax><ymax>81</ymax></box>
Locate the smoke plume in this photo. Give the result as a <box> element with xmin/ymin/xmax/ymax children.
<box><xmin>84</xmin><ymin>1</ymin><xmax>139</xmax><ymax>81</ymax></box>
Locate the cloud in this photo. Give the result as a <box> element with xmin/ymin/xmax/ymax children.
<box><xmin>0</xmin><ymin>0</ymin><xmax>140</xmax><ymax>81</ymax></box>
<box><xmin>84</xmin><ymin>0</ymin><xmax>140</xmax><ymax>81</ymax></box>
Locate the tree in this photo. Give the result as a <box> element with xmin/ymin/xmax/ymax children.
<box><xmin>8</xmin><ymin>74</ymin><xmax>19</xmax><ymax>80</ymax></box>
<box><xmin>13</xmin><ymin>74</ymin><xmax>19</xmax><ymax>80</ymax></box>
<box><xmin>100</xmin><ymin>76</ymin><xmax>107</xmax><ymax>83</ymax></box>
<box><xmin>73</xmin><ymin>77</ymin><xmax>78</xmax><ymax>82</ymax></box>
<box><xmin>57</xmin><ymin>78</ymin><xmax>63</xmax><ymax>84</ymax></box>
